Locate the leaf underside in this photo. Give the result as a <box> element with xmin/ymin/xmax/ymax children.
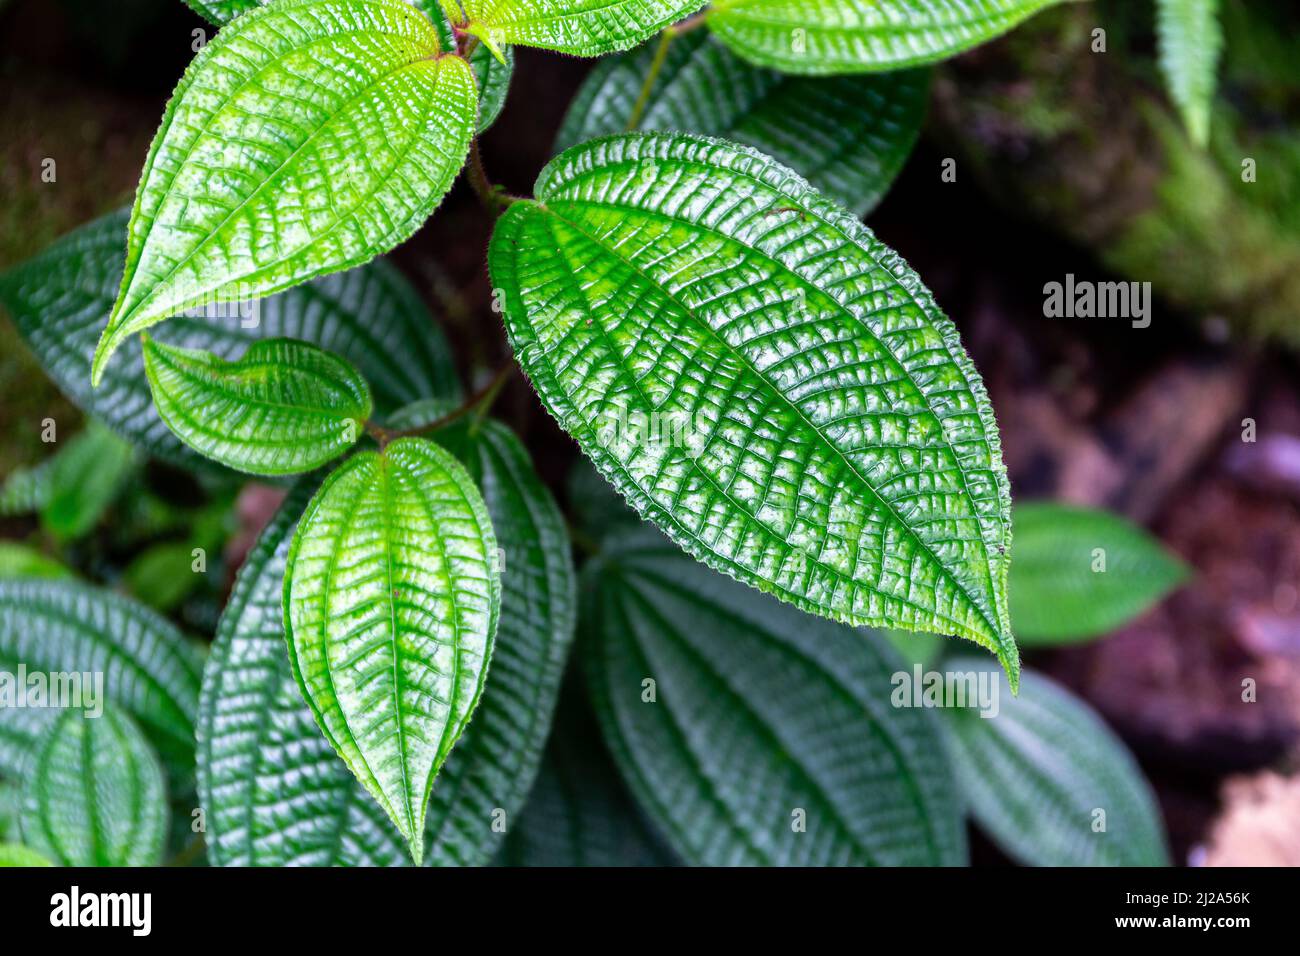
<box><xmin>1156</xmin><ymin>0</ymin><xmax>1223</xmax><ymax>147</ymax></box>
<box><xmin>462</xmin><ymin>0</ymin><xmax>707</xmax><ymax>56</ymax></box>
<box><xmin>941</xmin><ymin>660</ymin><xmax>1170</xmax><ymax>866</ymax></box>
<box><xmin>706</xmin><ymin>0</ymin><xmax>1075</xmax><ymax>74</ymax></box>
<box><xmin>582</xmin><ymin>528</ymin><xmax>967</xmax><ymax>866</ymax></box>
<box><xmin>93</xmin><ymin>0</ymin><xmax>478</xmax><ymax>382</ymax></box>
<box><xmin>0</xmin><ymin>209</ymin><xmax>460</xmax><ymax>468</ymax></box>
<box><xmin>284</xmin><ymin>438</ymin><xmax>501</xmax><ymax>864</ymax></box>
<box><xmin>20</xmin><ymin>707</ymin><xmax>168</xmax><ymax>867</ymax></box>
<box><xmin>557</xmin><ymin>31</ymin><xmax>930</xmax><ymax>217</ymax></box>
<box><xmin>490</xmin><ymin>132</ymin><xmax>1017</xmax><ymax>685</ymax></box>
<box><xmin>1009</xmin><ymin>503</ymin><xmax>1190</xmax><ymax>645</ymax></box>
<box><xmin>143</xmin><ymin>336</ymin><xmax>372</xmax><ymax>475</ymax></box>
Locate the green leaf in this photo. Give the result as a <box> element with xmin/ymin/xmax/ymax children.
<box><xmin>431</xmin><ymin>5</ymin><xmax>515</xmax><ymax>133</ymax></box>
<box><xmin>0</xmin><ymin>843</ymin><xmax>55</xmax><ymax>867</ymax></box>
<box><xmin>122</xmin><ymin>541</ymin><xmax>205</xmax><ymax>613</ymax></box>
<box><xmin>491</xmin><ymin>132</ymin><xmax>1017</xmax><ymax>684</ymax></box>
<box><xmin>706</xmin><ymin>0</ymin><xmax>1076</xmax><ymax>74</ymax></box>
<box><xmin>40</xmin><ymin>422</ymin><xmax>136</xmax><ymax>542</ymax></box>
<box><xmin>182</xmin><ymin>0</ymin><xmax>259</xmax><ymax>19</ymax></box>
<box><xmin>1009</xmin><ymin>503</ymin><xmax>1190</xmax><ymax>645</ymax></box>
<box><xmin>0</xmin><ymin>543</ymin><xmax>71</xmax><ymax>582</ymax></box>
<box><xmin>0</xmin><ymin>209</ymin><xmax>461</xmax><ymax>469</ymax></box>
<box><xmin>0</xmin><ymin>709</ymin><xmax>51</xmax><ymax>780</ymax></box>
<box><xmin>284</xmin><ymin>438</ymin><xmax>501</xmax><ymax>864</ymax></box>
<box><xmin>940</xmin><ymin>660</ymin><xmax>1170</xmax><ymax>866</ymax></box>
<box><xmin>143</xmin><ymin>337</ymin><xmax>371</xmax><ymax>476</ymax></box>
<box><xmin>19</xmin><ymin>707</ymin><xmax>168</xmax><ymax>867</ymax></box>
<box><xmin>92</xmin><ymin>0</ymin><xmax>478</xmax><ymax>383</ymax></box>
<box><xmin>1157</xmin><ymin>0</ymin><xmax>1223</xmax><ymax>147</ymax></box>
<box><xmin>582</xmin><ymin>527</ymin><xmax>967</xmax><ymax>865</ymax></box>
<box><xmin>0</xmin><ymin>579</ymin><xmax>203</xmax><ymax>791</ymax></box>
<box><xmin>460</xmin><ymin>0</ymin><xmax>707</xmax><ymax>56</ymax></box>
<box><xmin>557</xmin><ymin>32</ymin><xmax>929</xmax><ymax>217</ymax></box>
<box><xmin>497</xmin><ymin>691</ymin><xmax>675</xmax><ymax>867</ymax></box>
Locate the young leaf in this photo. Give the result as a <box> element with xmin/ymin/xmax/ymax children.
<box><xmin>0</xmin><ymin>209</ymin><xmax>460</xmax><ymax>468</ymax></box>
<box><xmin>941</xmin><ymin>660</ymin><xmax>1170</xmax><ymax>866</ymax></box>
<box><xmin>706</xmin><ymin>0</ymin><xmax>1075</xmax><ymax>74</ymax></box>
<box><xmin>431</xmin><ymin>5</ymin><xmax>515</xmax><ymax>133</ymax></box>
<box><xmin>0</xmin><ymin>579</ymin><xmax>203</xmax><ymax>789</ymax></box>
<box><xmin>19</xmin><ymin>707</ymin><xmax>168</xmax><ymax>867</ymax></box>
<box><xmin>0</xmin><ymin>844</ymin><xmax>54</xmax><ymax>867</ymax></box>
<box><xmin>284</xmin><ymin>438</ymin><xmax>501</xmax><ymax>864</ymax></box>
<box><xmin>92</xmin><ymin>0</ymin><xmax>478</xmax><ymax>383</ymax></box>
<box><xmin>0</xmin><ymin>543</ymin><xmax>72</xmax><ymax>581</ymax></box>
<box><xmin>582</xmin><ymin>527</ymin><xmax>967</xmax><ymax>866</ymax></box>
<box><xmin>1009</xmin><ymin>503</ymin><xmax>1190</xmax><ymax>645</ymax></box>
<box><xmin>1156</xmin><ymin>0</ymin><xmax>1223</xmax><ymax>147</ymax></box>
<box><xmin>142</xmin><ymin>337</ymin><xmax>372</xmax><ymax>476</ymax></box>
<box><xmin>39</xmin><ymin>422</ymin><xmax>136</xmax><ymax>542</ymax></box>
<box><xmin>459</xmin><ymin>0</ymin><xmax>707</xmax><ymax>56</ymax></box>
<box><xmin>557</xmin><ymin>32</ymin><xmax>929</xmax><ymax>217</ymax></box>
<box><xmin>490</xmin><ymin>132</ymin><xmax>1017</xmax><ymax>684</ymax></box>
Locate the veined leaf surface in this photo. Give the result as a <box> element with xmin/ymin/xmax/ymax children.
<box><xmin>460</xmin><ymin>0</ymin><xmax>707</xmax><ymax>56</ymax></box>
<box><xmin>706</xmin><ymin>0</ymin><xmax>1075</xmax><ymax>74</ymax></box>
<box><xmin>941</xmin><ymin>660</ymin><xmax>1170</xmax><ymax>866</ymax></box>
<box><xmin>143</xmin><ymin>337</ymin><xmax>372</xmax><ymax>476</ymax></box>
<box><xmin>0</xmin><ymin>210</ymin><xmax>460</xmax><ymax>468</ymax></box>
<box><xmin>284</xmin><ymin>438</ymin><xmax>501</xmax><ymax>863</ymax></box>
<box><xmin>1009</xmin><ymin>504</ymin><xmax>1190</xmax><ymax>645</ymax></box>
<box><xmin>19</xmin><ymin>707</ymin><xmax>168</xmax><ymax>867</ymax></box>
<box><xmin>1156</xmin><ymin>0</ymin><xmax>1223</xmax><ymax>147</ymax></box>
<box><xmin>93</xmin><ymin>0</ymin><xmax>477</xmax><ymax>382</ymax></box>
<box><xmin>490</xmin><ymin>132</ymin><xmax>1017</xmax><ymax>683</ymax></box>
<box><xmin>582</xmin><ymin>527</ymin><xmax>966</xmax><ymax>865</ymax></box>
<box><xmin>557</xmin><ymin>32</ymin><xmax>929</xmax><ymax>217</ymax></box>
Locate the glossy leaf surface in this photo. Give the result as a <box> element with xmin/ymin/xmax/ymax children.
<box><xmin>20</xmin><ymin>707</ymin><xmax>168</xmax><ymax>867</ymax></box>
<box><xmin>285</xmin><ymin>438</ymin><xmax>501</xmax><ymax>863</ymax></box>
<box><xmin>460</xmin><ymin>0</ymin><xmax>706</xmax><ymax>56</ymax></box>
<box><xmin>143</xmin><ymin>337</ymin><xmax>371</xmax><ymax>475</ymax></box>
<box><xmin>1009</xmin><ymin>504</ymin><xmax>1190</xmax><ymax>645</ymax></box>
<box><xmin>941</xmin><ymin>660</ymin><xmax>1170</xmax><ymax>866</ymax></box>
<box><xmin>1157</xmin><ymin>0</ymin><xmax>1222</xmax><ymax>147</ymax></box>
<box><xmin>557</xmin><ymin>32</ymin><xmax>929</xmax><ymax>217</ymax></box>
<box><xmin>707</xmin><ymin>0</ymin><xmax>1074</xmax><ymax>74</ymax></box>
<box><xmin>582</xmin><ymin>527</ymin><xmax>967</xmax><ymax>865</ymax></box>
<box><xmin>491</xmin><ymin>132</ymin><xmax>1017</xmax><ymax>683</ymax></box>
<box><xmin>93</xmin><ymin>0</ymin><xmax>477</xmax><ymax>381</ymax></box>
<box><xmin>0</xmin><ymin>209</ymin><xmax>460</xmax><ymax>468</ymax></box>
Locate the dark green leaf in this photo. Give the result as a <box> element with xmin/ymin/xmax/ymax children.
<box><xmin>39</xmin><ymin>422</ymin><xmax>136</xmax><ymax>542</ymax></box>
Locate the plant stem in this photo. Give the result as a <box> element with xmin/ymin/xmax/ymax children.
<box><xmin>367</xmin><ymin>363</ymin><xmax>517</xmax><ymax>447</ymax></box>
<box><xmin>626</xmin><ymin>28</ymin><xmax>676</xmax><ymax>131</ymax></box>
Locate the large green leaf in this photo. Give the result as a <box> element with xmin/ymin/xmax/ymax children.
<box><xmin>491</xmin><ymin>132</ymin><xmax>1017</xmax><ymax>683</ymax></box>
<box><xmin>0</xmin><ymin>209</ymin><xmax>460</xmax><ymax>468</ymax></box>
<box><xmin>143</xmin><ymin>337</ymin><xmax>371</xmax><ymax>476</ymax></box>
<box><xmin>941</xmin><ymin>660</ymin><xmax>1170</xmax><ymax>866</ymax></box>
<box><xmin>459</xmin><ymin>0</ymin><xmax>707</xmax><ymax>56</ymax></box>
<box><xmin>706</xmin><ymin>0</ymin><xmax>1075</xmax><ymax>74</ymax></box>
<box><xmin>201</xmin><ymin>422</ymin><xmax>575</xmax><ymax>866</ymax></box>
<box><xmin>557</xmin><ymin>32</ymin><xmax>929</xmax><ymax>217</ymax></box>
<box><xmin>92</xmin><ymin>0</ymin><xmax>478</xmax><ymax>382</ymax></box>
<box><xmin>1009</xmin><ymin>503</ymin><xmax>1190</xmax><ymax>645</ymax></box>
<box><xmin>1156</xmin><ymin>0</ymin><xmax>1223</xmax><ymax>147</ymax></box>
<box><xmin>582</xmin><ymin>527</ymin><xmax>967</xmax><ymax>865</ymax></box>
<box><xmin>284</xmin><ymin>438</ymin><xmax>501</xmax><ymax>864</ymax></box>
<box><xmin>19</xmin><ymin>707</ymin><xmax>168</xmax><ymax>867</ymax></box>
<box><xmin>0</xmin><ymin>579</ymin><xmax>203</xmax><ymax>789</ymax></box>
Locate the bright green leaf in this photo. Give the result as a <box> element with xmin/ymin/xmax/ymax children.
<box><xmin>583</xmin><ymin>527</ymin><xmax>967</xmax><ymax>865</ymax></box>
<box><xmin>92</xmin><ymin>0</ymin><xmax>478</xmax><ymax>382</ymax></box>
<box><xmin>491</xmin><ymin>132</ymin><xmax>1017</xmax><ymax>684</ymax></box>
<box><xmin>284</xmin><ymin>438</ymin><xmax>501</xmax><ymax>864</ymax></box>
<box><xmin>40</xmin><ymin>422</ymin><xmax>136</xmax><ymax>542</ymax></box>
<box><xmin>0</xmin><ymin>209</ymin><xmax>461</xmax><ymax>468</ymax></box>
<box><xmin>20</xmin><ymin>707</ymin><xmax>168</xmax><ymax>867</ymax></box>
<box><xmin>0</xmin><ymin>843</ymin><xmax>55</xmax><ymax>867</ymax></box>
<box><xmin>143</xmin><ymin>337</ymin><xmax>371</xmax><ymax>476</ymax></box>
<box><xmin>461</xmin><ymin>0</ymin><xmax>707</xmax><ymax>56</ymax></box>
<box><xmin>0</xmin><ymin>543</ymin><xmax>72</xmax><ymax>582</ymax></box>
<box><xmin>707</xmin><ymin>0</ymin><xmax>1076</xmax><ymax>74</ymax></box>
<box><xmin>0</xmin><ymin>579</ymin><xmax>203</xmax><ymax>792</ymax></box>
<box><xmin>941</xmin><ymin>660</ymin><xmax>1170</xmax><ymax>866</ymax></box>
<box><xmin>1157</xmin><ymin>0</ymin><xmax>1223</xmax><ymax>147</ymax></box>
<box><xmin>431</xmin><ymin>6</ymin><xmax>515</xmax><ymax>132</ymax></box>
<box><xmin>1010</xmin><ymin>503</ymin><xmax>1190</xmax><ymax>645</ymax></box>
<box><xmin>557</xmin><ymin>32</ymin><xmax>929</xmax><ymax>217</ymax></box>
